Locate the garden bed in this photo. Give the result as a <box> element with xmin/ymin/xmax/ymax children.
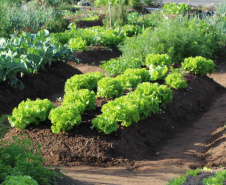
<box><xmin>2</xmin><ymin>47</ymin><xmax>225</xmax><ymax>167</ymax></box>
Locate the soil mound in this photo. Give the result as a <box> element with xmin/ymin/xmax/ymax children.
<box><xmin>2</xmin><ymin>66</ymin><xmax>225</xmax><ymax>167</ymax></box>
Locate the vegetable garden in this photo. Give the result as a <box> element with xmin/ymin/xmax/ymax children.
<box><xmin>0</xmin><ymin>0</ymin><xmax>226</xmax><ymax>184</ymax></box>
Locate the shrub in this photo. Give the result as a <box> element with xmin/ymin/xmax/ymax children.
<box><xmin>49</xmin><ymin>104</ymin><xmax>82</xmax><ymax>133</ymax></box>
<box><xmin>96</xmin><ymin>77</ymin><xmax>125</xmax><ymax>98</ymax></box>
<box><xmin>182</xmin><ymin>56</ymin><xmax>215</xmax><ymax>75</ymax></box>
<box><xmin>145</xmin><ymin>54</ymin><xmax>172</xmax><ymax>67</ymax></box>
<box><xmin>165</xmin><ymin>72</ymin><xmax>188</xmax><ymax>89</ymax></box>
<box><xmin>8</xmin><ymin>99</ymin><xmax>55</xmax><ymax>129</ymax></box>
<box><xmin>120</xmin><ymin>17</ymin><xmax>219</xmax><ymax>62</ymax></box>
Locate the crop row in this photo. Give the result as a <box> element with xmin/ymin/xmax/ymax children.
<box><xmin>8</xmin><ymin>55</ymin><xmax>215</xmax><ymax>134</ymax></box>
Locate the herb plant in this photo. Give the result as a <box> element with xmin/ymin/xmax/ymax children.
<box><xmin>1</xmin><ymin>175</ymin><xmax>38</xmax><ymax>185</ymax></box>
<box><xmin>0</xmin><ymin>136</ymin><xmax>57</xmax><ymax>184</ymax></box>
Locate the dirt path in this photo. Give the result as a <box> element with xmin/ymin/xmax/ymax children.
<box><xmin>60</xmin><ymin>63</ymin><xmax>226</xmax><ymax>185</ymax></box>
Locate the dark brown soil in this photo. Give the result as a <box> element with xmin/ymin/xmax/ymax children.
<box><xmin>2</xmin><ymin>57</ymin><xmax>225</xmax><ymax>168</ymax></box>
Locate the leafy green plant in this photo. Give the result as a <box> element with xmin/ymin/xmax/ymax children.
<box><xmin>120</xmin><ymin>17</ymin><xmax>220</xmax><ymax>63</ymax></box>
<box><xmin>186</xmin><ymin>168</ymin><xmax>201</xmax><ymax>176</ymax></box>
<box><xmin>8</xmin><ymin>98</ymin><xmax>55</xmax><ymax>130</ymax></box>
<box><xmin>145</xmin><ymin>54</ymin><xmax>172</xmax><ymax>67</ymax></box>
<box><xmin>115</xmin><ymin>24</ymin><xmax>142</xmax><ymax>37</ymax></box>
<box><xmin>115</xmin><ymin>73</ymin><xmax>142</xmax><ymax>88</ymax></box>
<box><xmin>203</xmin><ymin>170</ymin><xmax>226</xmax><ymax>185</ymax></box>
<box><xmin>126</xmin><ymin>11</ymin><xmax>163</xmax><ymax>28</ymax></box>
<box><xmin>123</xmin><ymin>68</ymin><xmax>150</xmax><ymax>82</ymax></box>
<box><xmin>62</xmin><ymin>89</ymin><xmax>96</xmax><ymax>111</ymax></box>
<box><xmin>0</xmin><ymin>136</ymin><xmax>57</xmax><ymax>184</ymax></box>
<box><xmin>182</xmin><ymin>56</ymin><xmax>215</xmax><ymax>75</ymax></box>
<box><xmin>68</xmin><ymin>37</ymin><xmax>88</xmax><ymax>51</ymax></box>
<box><xmin>54</xmin><ymin>26</ymin><xmax>126</xmax><ymax>47</ymax></box>
<box><xmin>64</xmin><ymin>72</ymin><xmax>104</xmax><ymax>92</ymax></box>
<box><xmin>0</xmin><ymin>29</ymin><xmax>75</xmax><ymax>89</ymax></box>
<box><xmin>91</xmin><ymin>115</ymin><xmax>119</xmax><ymax>134</ymax></box>
<box><xmin>1</xmin><ymin>175</ymin><xmax>38</xmax><ymax>185</ymax></box>
<box><xmin>165</xmin><ymin>72</ymin><xmax>188</xmax><ymax>89</ymax></box>
<box><xmin>92</xmin><ymin>83</ymin><xmax>161</xmax><ymax>134</ymax></box>
<box><xmin>100</xmin><ymin>57</ymin><xmax>143</xmax><ymax>76</ymax></box>
<box><xmin>149</xmin><ymin>64</ymin><xmax>168</xmax><ymax>81</ymax></box>
<box><xmin>135</xmin><ymin>82</ymin><xmax>173</xmax><ymax>108</ymax></box>
<box><xmin>101</xmin><ymin>96</ymin><xmax>141</xmax><ymax>127</ymax></box>
<box><xmin>49</xmin><ymin>104</ymin><xmax>82</xmax><ymax>133</ymax></box>
<box><xmin>167</xmin><ymin>175</ymin><xmax>186</xmax><ymax>185</ymax></box>
<box><xmin>96</xmin><ymin>77</ymin><xmax>125</xmax><ymax>98</ymax></box>
<box><xmin>163</xmin><ymin>3</ymin><xmax>191</xmax><ymax>15</ymax></box>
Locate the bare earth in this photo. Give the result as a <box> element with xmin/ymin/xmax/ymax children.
<box><xmin>60</xmin><ymin>62</ymin><xmax>226</xmax><ymax>185</ymax></box>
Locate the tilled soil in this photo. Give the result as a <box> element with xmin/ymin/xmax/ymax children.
<box><xmin>1</xmin><ymin>47</ymin><xmax>226</xmax><ymax>184</ymax></box>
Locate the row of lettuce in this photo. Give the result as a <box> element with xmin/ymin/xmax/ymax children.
<box><xmin>167</xmin><ymin>167</ymin><xmax>226</xmax><ymax>185</ymax></box>
<box><xmin>8</xmin><ymin>54</ymin><xmax>215</xmax><ymax>134</ymax></box>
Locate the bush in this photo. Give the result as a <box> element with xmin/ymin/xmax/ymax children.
<box><xmin>120</xmin><ymin>17</ymin><xmax>219</xmax><ymax>62</ymax></box>
<box><xmin>49</xmin><ymin>104</ymin><xmax>82</xmax><ymax>133</ymax></box>
<box><xmin>182</xmin><ymin>56</ymin><xmax>215</xmax><ymax>75</ymax></box>
<box><xmin>165</xmin><ymin>72</ymin><xmax>188</xmax><ymax>89</ymax></box>
<box><xmin>97</xmin><ymin>77</ymin><xmax>125</xmax><ymax>98</ymax></box>
<box><xmin>8</xmin><ymin>99</ymin><xmax>55</xmax><ymax>129</ymax></box>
